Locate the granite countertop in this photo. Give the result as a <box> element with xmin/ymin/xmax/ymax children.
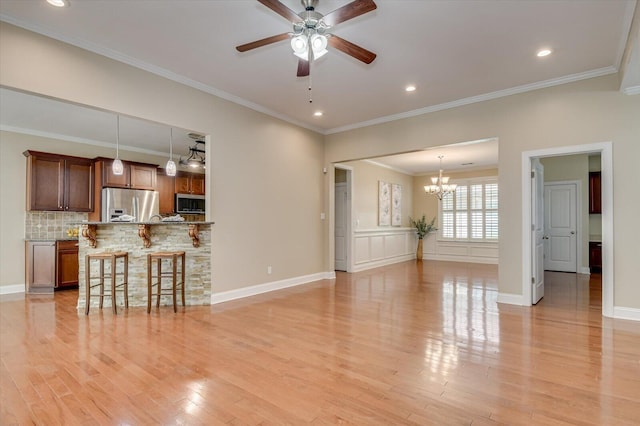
<box><xmin>25</xmin><ymin>238</ymin><xmax>79</xmax><ymax>242</ymax></box>
<box><xmin>75</xmin><ymin>221</ymin><xmax>214</xmax><ymax>225</ymax></box>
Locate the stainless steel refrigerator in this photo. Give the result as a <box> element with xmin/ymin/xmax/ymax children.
<box><xmin>101</xmin><ymin>188</ymin><xmax>159</xmax><ymax>222</ymax></box>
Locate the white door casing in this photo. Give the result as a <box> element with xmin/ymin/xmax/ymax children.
<box><xmin>544</xmin><ymin>183</ymin><xmax>578</xmax><ymax>272</ymax></box>
<box><xmin>335</xmin><ymin>182</ymin><xmax>348</xmax><ymax>271</ymax></box>
<box><xmin>532</xmin><ymin>159</ymin><xmax>545</xmax><ymax>304</ymax></box>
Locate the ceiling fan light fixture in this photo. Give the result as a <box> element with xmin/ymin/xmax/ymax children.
<box><xmin>310</xmin><ymin>33</ymin><xmax>328</xmax><ymax>58</ymax></box>
<box><xmin>46</xmin><ymin>0</ymin><xmax>69</xmax><ymax>7</ymax></box>
<box><xmin>291</xmin><ymin>35</ymin><xmax>308</xmax><ymax>54</ymax></box>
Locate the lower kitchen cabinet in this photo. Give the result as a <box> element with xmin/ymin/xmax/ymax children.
<box><xmin>25</xmin><ymin>241</ymin><xmax>56</xmax><ymax>294</ymax></box>
<box><xmin>57</xmin><ymin>240</ymin><xmax>79</xmax><ymax>289</ymax></box>
<box><xmin>589</xmin><ymin>241</ymin><xmax>602</xmax><ymax>272</ymax></box>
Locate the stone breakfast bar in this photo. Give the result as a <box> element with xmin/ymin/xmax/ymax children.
<box><xmin>76</xmin><ymin>221</ymin><xmax>213</xmax><ymax>313</ymax></box>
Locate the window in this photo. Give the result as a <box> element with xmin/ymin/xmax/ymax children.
<box><xmin>441</xmin><ymin>178</ymin><xmax>498</xmax><ymax>241</ymax></box>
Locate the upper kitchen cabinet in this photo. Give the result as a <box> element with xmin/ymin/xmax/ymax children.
<box><xmin>175</xmin><ymin>171</ymin><xmax>205</xmax><ymax>195</ymax></box>
<box><xmin>100</xmin><ymin>159</ymin><xmax>157</xmax><ymax>190</ymax></box>
<box><xmin>25</xmin><ymin>151</ymin><xmax>94</xmax><ymax>212</ymax></box>
<box><xmin>156</xmin><ymin>169</ymin><xmax>176</xmax><ymax>214</ymax></box>
<box><xmin>589</xmin><ymin>172</ymin><xmax>601</xmax><ymax>214</ymax></box>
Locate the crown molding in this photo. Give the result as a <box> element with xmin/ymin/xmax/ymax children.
<box><xmin>0</xmin><ymin>125</ymin><xmax>169</xmax><ymax>157</ymax></box>
<box><xmin>326</xmin><ymin>66</ymin><xmax>618</xmax><ymax>135</ymax></box>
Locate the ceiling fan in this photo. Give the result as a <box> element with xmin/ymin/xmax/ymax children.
<box><xmin>236</xmin><ymin>0</ymin><xmax>377</xmax><ymax>77</ymax></box>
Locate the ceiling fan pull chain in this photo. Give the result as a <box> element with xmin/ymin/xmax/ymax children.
<box><xmin>308</xmin><ymin>75</ymin><xmax>313</xmax><ymax>103</ymax></box>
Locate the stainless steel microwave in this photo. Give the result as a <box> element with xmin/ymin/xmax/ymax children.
<box><xmin>175</xmin><ymin>194</ymin><xmax>205</xmax><ymax>214</ymax></box>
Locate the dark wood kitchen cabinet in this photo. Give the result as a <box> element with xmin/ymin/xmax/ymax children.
<box><xmin>175</xmin><ymin>171</ymin><xmax>205</xmax><ymax>195</ymax></box>
<box><xmin>24</xmin><ymin>151</ymin><xmax>94</xmax><ymax>212</ymax></box>
<box><xmin>589</xmin><ymin>172</ymin><xmax>601</xmax><ymax>214</ymax></box>
<box><xmin>100</xmin><ymin>159</ymin><xmax>157</xmax><ymax>190</ymax></box>
<box><xmin>25</xmin><ymin>241</ymin><xmax>56</xmax><ymax>294</ymax></box>
<box><xmin>589</xmin><ymin>241</ymin><xmax>602</xmax><ymax>272</ymax></box>
<box><xmin>56</xmin><ymin>240</ymin><xmax>79</xmax><ymax>289</ymax></box>
<box><xmin>156</xmin><ymin>168</ymin><xmax>176</xmax><ymax>214</ymax></box>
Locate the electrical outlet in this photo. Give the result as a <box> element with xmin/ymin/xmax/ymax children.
<box><xmin>267</xmin><ymin>266</ymin><xmax>272</xmax><ymax>274</ymax></box>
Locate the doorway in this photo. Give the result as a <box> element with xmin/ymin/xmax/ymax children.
<box><xmin>522</xmin><ymin>142</ymin><xmax>613</xmax><ymax>317</ymax></box>
<box><xmin>334</xmin><ymin>165</ymin><xmax>352</xmax><ymax>272</ymax></box>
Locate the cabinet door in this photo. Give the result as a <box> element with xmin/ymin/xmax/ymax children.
<box><xmin>25</xmin><ymin>241</ymin><xmax>56</xmax><ymax>293</ymax></box>
<box><xmin>175</xmin><ymin>174</ymin><xmax>191</xmax><ymax>194</ymax></box>
<box><xmin>27</xmin><ymin>155</ymin><xmax>64</xmax><ymax>211</ymax></box>
<box><xmin>190</xmin><ymin>174</ymin><xmax>205</xmax><ymax>195</ymax></box>
<box><xmin>130</xmin><ymin>164</ymin><xmax>157</xmax><ymax>190</ymax></box>
<box><xmin>65</xmin><ymin>158</ymin><xmax>94</xmax><ymax>211</ymax></box>
<box><xmin>57</xmin><ymin>241</ymin><xmax>79</xmax><ymax>288</ymax></box>
<box><xmin>589</xmin><ymin>172</ymin><xmax>601</xmax><ymax>214</ymax></box>
<box><xmin>103</xmin><ymin>160</ymin><xmax>131</xmax><ymax>188</ymax></box>
<box><xmin>156</xmin><ymin>171</ymin><xmax>175</xmax><ymax>214</ymax></box>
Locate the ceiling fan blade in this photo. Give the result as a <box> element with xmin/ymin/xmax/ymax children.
<box><xmin>297</xmin><ymin>59</ymin><xmax>310</xmax><ymax>77</ymax></box>
<box><xmin>236</xmin><ymin>33</ymin><xmax>290</xmax><ymax>52</ymax></box>
<box><xmin>322</xmin><ymin>0</ymin><xmax>377</xmax><ymax>27</ymax></box>
<box><xmin>258</xmin><ymin>0</ymin><xmax>303</xmax><ymax>23</ymax></box>
<box><xmin>328</xmin><ymin>35</ymin><xmax>376</xmax><ymax>64</ymax></box>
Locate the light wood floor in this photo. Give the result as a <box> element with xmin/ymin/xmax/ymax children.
<box><xmin>1</xmin><ymin>261</ymin><xmax>639</xmax><ymax>425</ymax></box>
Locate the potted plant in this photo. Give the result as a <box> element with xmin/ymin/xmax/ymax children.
<box><xmin>409</xmin><ymin>215</ymin><xmax>437</xmax><ymax>260</ymax></box>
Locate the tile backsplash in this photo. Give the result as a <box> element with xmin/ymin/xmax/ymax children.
<box><xmin>25</xmin><ymin>212</ymin><xmax>88</xmax><ymax>240</ymax></box>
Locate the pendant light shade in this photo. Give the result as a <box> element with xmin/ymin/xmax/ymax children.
<box><xmin>112</xmin><ymin>115</ymin><xmax>124</xmax><ymax>176</ymax></box>
<box><xmin>165</xmin><ymin>128</ymin><xmax>177</xmax><ymax>177</ymax></box>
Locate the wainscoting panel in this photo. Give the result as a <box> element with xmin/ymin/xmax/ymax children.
<box><xmin>423</xmin><ymin>234</ymin><xmax>498</xmax><ymax>264</ymax></box>
<box><xmin>353</xmin><ymin>228</ymin><xmax>416</xmax><ymax>272</ymax></box>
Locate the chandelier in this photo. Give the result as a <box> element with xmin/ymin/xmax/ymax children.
<box><xmin>424</xmin><ymin>155</ymin><xmax>457</xmax><ymax>200</ymax></box>
<box><xmin>179</xmin><ymin>139</ymin><xmax>205</xmax><ymax>169</ymax></box>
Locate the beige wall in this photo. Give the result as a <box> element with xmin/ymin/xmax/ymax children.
<box><xmin>337</xmin><ymin>160</ymin><xmax>414</xmax><ymax>229</ymax></box>
<box><xmin>0</xmin><ymin>23</ymin><xmax>326</xmax><ymax>293</ymax></box>
<box><xmin>326</xmin><ymin>75</ymin><xmax>640</xmax><ymax>309</ymax></box>
<box><xmin>540</xmin><ymin>155</ymin><xmax>590</xmax><ymax>269</ymax></box>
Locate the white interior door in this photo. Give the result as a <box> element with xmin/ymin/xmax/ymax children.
<box><xmin>532</xmin><ymin>159</ymin><xmax>545</xmax><ymax>304</ymax></box>
<box><xmin>335</xmin><ymin>182</ymin><xmax>348</xmax><ymax>271</ymax></box>
<box><xmin>544</xmin><ymin>183</ymin><xmax>577</xmax><ymax>272</ymax></box>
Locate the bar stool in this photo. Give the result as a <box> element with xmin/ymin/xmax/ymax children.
<box><xmin>147</xmin><ymin>251</ymin><xmax>186</xmax><ymax>313</ymax></box>
<box><xmin>85</xmin><ymin>251</ymin><xmax>129</xmax><ymax>315</ymax></box>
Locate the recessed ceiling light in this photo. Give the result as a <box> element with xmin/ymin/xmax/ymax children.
<box><xmin>46</xmin><ymin>0</ymin><xmax>69</xmax><ymax>6</ymax></box>
<box><xmin>313</xmin><ymin>111</ymin><xmax>323</xmax><ymax>117</ymax></box>
<box><xmin>537</xmin><ymin>49</ymin><xmax>552</xmax><ymax>57</ymax></box>
<box><xmin>405</xmin><ymin>85</ymin><xmax>416</xmax><ymax>92</ymax></box>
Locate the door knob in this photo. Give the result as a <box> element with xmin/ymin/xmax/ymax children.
<box><xmin>570</xmin><ymin>231</ymin><xmax>575</xmax><ymax>235</ymax></box>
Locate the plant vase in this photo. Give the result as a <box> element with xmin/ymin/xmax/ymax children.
<box><xmin>416</xmin><ymin>238</ymin><xmax>423</xmax><ymax>261</ymax></box>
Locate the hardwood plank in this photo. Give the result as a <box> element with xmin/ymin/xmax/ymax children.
<box><xmin>1</xmin><ymin>264</ymin><xmax>639</xmax><ymax>425</ymax></box>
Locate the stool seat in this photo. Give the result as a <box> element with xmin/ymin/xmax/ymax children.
<box><xmin>147</xmin><ymin>251</ymin><xmax>186</xmax><ymax>313</ymax></box>
<box><xmin>85</xmin><ymin>251</ymin><xmax>129</xmax><ymax>315</ymax></box>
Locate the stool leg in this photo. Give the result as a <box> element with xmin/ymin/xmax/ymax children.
<box><xmin>85</xmin><ymin>255</ymin><xmax>90</xmax><ymax>315</ymax></box>
<box><xmin>172</xmin><ymin>255</ymin><xmax>178</xmax><ymax>313</ymax></box>
<box><xmin>99</xmin><ymin>259</ymin><xmax>105</xmax><ymax>310</ymax></box>
<box><xmin>156</xmin><ymin>258</ymin><xmax>162</xmax><ymax>308</ymax></box>
<box><xmin>147</xmin><ymin>254</ymin><xmax>152</xmax><ymax>313</ymax></box>
<box><xmin>111</xmin><ymin>255</ymin><xmax>118</xmax><ymax>315</ymax></box>
<box><xmin>123</xmin><ymin>255</ymin><xmax>129</xmax><ymax>309</ymax></box>
<box><xmin>180</xmin><ymin>254</ymin><xmax>185</xmax><ymax>308</ymax></box>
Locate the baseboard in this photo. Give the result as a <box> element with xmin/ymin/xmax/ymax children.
<box><xmin>579</xmin><ymin>266</ymin><xmax>591</xmax><ymax>275</ymax></box>
<box><xmin>613</xmin><ymin>306</ymin><xmax>640</xmax><ymax>322</ymax></box>
<box><xmin>423</xmin><ymin>254</ymin><xmax>498</xmax><ymax>265</ymax></box>
<box><xmin>497</xmin><ymin>292</ymin><xmax>524</xmax><ymax>305</ymax></box>
<box><xmin>351</xmin><ymin>254</ymin><xmax>414</xmax><ymax>273</ymax></box>
<box><xmin>0</xmin><ymin>284</ymin><xmax>25</xmax><ymax>295</ymax></box>
<box><xmin>211</xmin><ymin>271</ymin><xmax>335</xmax><ymax>305</ymax></box>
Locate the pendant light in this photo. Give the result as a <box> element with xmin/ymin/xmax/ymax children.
<box><xmin>112</xmin><ymin>115</ymin><xmax>124</xmax><ymax>176</ymax></box>
<box><xmin>165</xmin><ymin>128</ymin><xmax>177</xmax><ymax>176</ymax></box>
